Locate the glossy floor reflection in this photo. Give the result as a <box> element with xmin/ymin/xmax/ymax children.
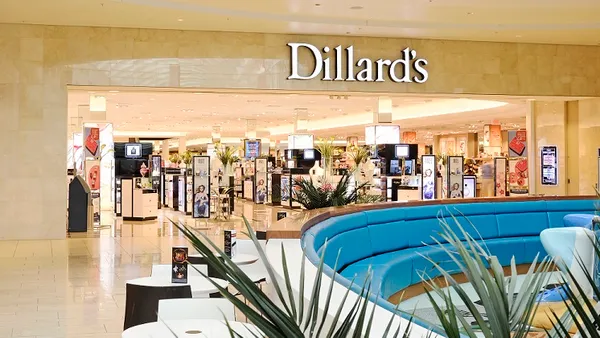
<box><xmin>0</xmin><ymin>199</ymin><xmax>296</xmax><ymax>338</ymax></box>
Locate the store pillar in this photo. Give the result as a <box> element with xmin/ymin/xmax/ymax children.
<box><xmin>161</xmin><ymin>141</ymin><xmax>169</xmax><ymax>163</ymax></box>
<box><xmin>178</xmin><ymin>137</ymin><xmax>186</xmax><ymax>155</ymax></box>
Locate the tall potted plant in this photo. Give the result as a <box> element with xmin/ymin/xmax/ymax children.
<box><xmin>215</xmin><ymin>143</ymin><xmax>238</xmax><ymax>177</ymax></box>
<box><xmin>315</xmin><ymin>137</ymin><xmax>336</xmax><ymax>181</ymax></box>
<box><xmin>168</xmin><ymin>153</ymin><xmax>181</xmax><ymax>168</ymax></box>
<box><xmin>346</xmin><ymin>145</ymin><xmax>370</xmax><ymax>181</ymax></box>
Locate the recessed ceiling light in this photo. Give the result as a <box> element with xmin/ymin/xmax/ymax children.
<box><xmin>177</xmin><ymin>18</ymin><xmax>183</xmax><ymax>22</ymax></box>
<box><xmin>516</xmin><ymin>35</ymin><xmax>522</xmax><ymax>38</ymax></box>
<box><xmin>467</xmin><ymin>12</ymin><xmax>474</xmax><ymax>15</ymax></box>
<box><xmin>350</xmin><ymin>5</ymin><xmax>363</xmax><ymax>9</ymax></box>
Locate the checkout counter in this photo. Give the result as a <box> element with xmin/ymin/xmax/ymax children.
<box><xmin>121</xmin><ymin>178</ymin><xmax>158</xmax><ymax>221</ymax></box>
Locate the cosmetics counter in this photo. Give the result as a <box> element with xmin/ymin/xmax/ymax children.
<box><xmin>162</xmin><ymin>167</ymin><xmax>182</xmax><ymax>208</ymax></box>
<box><xmin>175</xmin><ymin>171</ymin><xmax>193</xmax><ymax>215</ymax></box>
<box><xmin>113</xmin><ymin>143</ymin><xmax>158</xmax><ymax>221</ymax></box>
<box><xmin>120</xmin><ymin>178</ymin><xmax>158</xmax><ymax>221</ymax></box>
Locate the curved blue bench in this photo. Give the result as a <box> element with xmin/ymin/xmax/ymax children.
<box><xmin>301</xmin><ymin>198</ymin><xmax>597</xmax><ymax>305</ymax></box>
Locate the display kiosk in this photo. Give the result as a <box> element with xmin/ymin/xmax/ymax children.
<box><xmin>421</xmin><ymin>155</ymin><xmax>437</xmax><ymax>200</ymax></box>
<box><xmin>121</xmin><ymin>177</ymin><xmax>158</xmax><ymax>221</ymax></box>
<box><xmin>150</xmin><ymin>155</ymin><xmax>162</xmax><ymax>209</ymax></box>
<box><xmin>68</xmin><ymin>176</ymin><xmax>92</xmax><ymax>232</ymax></box>
<box><xmin>192</xmin><ymin>156</ymin><xmax>211</xmax><ymax>219</ymax></box>
<box><xmin>447</xmin><ymin>155</ymin><xmax>464</xmax><ymax>199</ymax></box>
<box><xmin>175</xmin><ymin>172</ymin><xmax>193</xmax><ymax>216</ymax></box>
<box><xmin>254</xmin><ymin>157</ymin><xmax>269</xmax><ymax>204</ymax></box>
<box><xmin>113</xmin><ymin>142</ymin><xmax>158</xmax><ymax>220</ymax></box>
<box><xmin>494</xmin><ymin>157</ymin><xmax>508</xmax><ymax>196</ymax></box>
<box><xmin>269</xmin><ymin>173</ymin><xmax>282</xmax><ymax>206</ymax></box>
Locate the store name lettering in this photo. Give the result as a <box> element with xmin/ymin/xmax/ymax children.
<box><xmin>287</xmin><ymin>43</ymin><xmax>429</xmax><ymax>83</ymax></box>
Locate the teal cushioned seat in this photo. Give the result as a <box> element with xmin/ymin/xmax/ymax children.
<box><xmin>301</xmin><ymin>199</ymin><xmax>595</xmax><ymax>308</ymax></box>
<box><xmin>546</xmin><ymin>200</ymin><xmax>596</xmax><ymax>227</ymax></box>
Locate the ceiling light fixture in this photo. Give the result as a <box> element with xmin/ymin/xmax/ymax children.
<box><xmin>350</xmin><ymin>5</ymin><xmax>363</xmax><ymax>10</ymax></box>
<box><xmin>177</xmin><ymin>18</ymin><xmax>183</xmax><ymax>22</ymax></box>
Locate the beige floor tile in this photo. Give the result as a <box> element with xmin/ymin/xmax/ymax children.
<box><xmin>0</xmin><ymin>200</ymin><xmax>296</xmax><ymax>337</ymax></box>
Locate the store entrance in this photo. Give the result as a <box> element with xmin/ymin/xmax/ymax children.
<box><xmin>65</xmin><ymin>87</ymin><xmax>529</xmax><ymax>231</ymax></box>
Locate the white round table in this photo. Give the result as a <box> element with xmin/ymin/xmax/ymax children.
<box><xmin>122</xmin><ymin>319</ymin><xmax>261</xmax><ymax>338</ymax></box>
<box><xmin>189</xmin><ymin>253</ymin><xmax>259</xmax><ymax>266</ymax></box>
<box><xmin>126</xmin><ymin>276</ymin><xmax>229</xmax><ymax>298</ymax></box>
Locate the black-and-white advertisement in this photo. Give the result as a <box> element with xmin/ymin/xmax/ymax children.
<box><xmin>192</xmin><ymin>156</ymin><xmax>210</xmax><ymax>218</ymax></box>
<box><xmin>447</xmin><ymin>156</ymin><xmax>464</xmax><ymax>199</ymax></box>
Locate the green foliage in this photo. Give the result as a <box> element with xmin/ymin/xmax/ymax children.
<box><xmin>216</xmin><ymin>143</ymin><xmax>239</xmax><ymax>166</ymax></box>
<box><xmin>356</xmin><ymin>193</ymin><xmax>384</xmax><ymax>205</ymax></box>
<box><xmin>169</xmin><ymin>153</ymin><xmax>181</xmax><ymax>164</ymax></box>
<box><xmin>168</xmin><ymin>216</ymin><xmax>414</xmax><ymax>338</ymax></box>
<box><xmin>315</xmin><ymin>137</ymin><xmax>336</xmax><ymax>160</ymax></box>
<box><xmin>181</xmin><ymin>150</ymin><xmax>197</xmax><ymax>165</ymax></box>
<box><xmin>418</xmin><ymin>212</ymin><xmax>553</xmax><ymax>338</ymax></box>
<box><xmin>291</xmin><ymin>173</ymin><xmax>369</xmax><ymax>210</ymax></box>
<box><xmin>346</xmin><ymin>146</ymin><xmax>370</xmax><ymax>171</ymax></box>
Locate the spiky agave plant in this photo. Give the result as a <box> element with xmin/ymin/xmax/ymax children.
<box><xmin>416</xmin><ymin>211</ymin><xmax>554</xmax><ymax>338</ymax></box>
<box><xmin>168</xmin><ymin>216</ymin><xmax>421</xmax><ymax>338</ymax></box>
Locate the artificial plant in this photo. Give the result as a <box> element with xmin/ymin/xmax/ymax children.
<box><xmin>215</xmin><ymin>143</ymin><xmax>239</xmax><ymax>169</ymax></box>
<box><xmin>418</xmin><ymin>213</ymin><xmax>553</xmax><ymax>338</ymax></box>
<box><xmin>168</xmin><ymin>216</ymin><xmax>417</xmax><ymax>338</ymax></box>
<box><xmin>168</xmin><ymin>153</ymin><xmax>181</xmax><ymax>165</ymax></box>
<box><xmin>291</xmin><ymin>172</ymin><xmax>369</xmax><ymax>210</ymax></box>
<box><xmin>346</xmin><ymin>145</ymin><xmax>370</xmax><ymax>172</ymax></box>
<box><xmin>180</xmin><ymin>150</ymin><xmax>196</xmax><ymax>166</ymax></box>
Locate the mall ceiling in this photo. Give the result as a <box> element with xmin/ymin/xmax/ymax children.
<box><xmin>68</xmin><ymin>89</ymin><xmax>527</xmax><ymax>143</ymax></box>
<box><xmin>0</xmin><ymin>0</ymin><xmax>599</xmax><ymax>45</ymax></box>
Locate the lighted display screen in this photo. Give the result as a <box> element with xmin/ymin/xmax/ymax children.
<box><xmin>365</xmin><ymin>125</ymin><xmax>400</xmax><ymax>145</ymax></box>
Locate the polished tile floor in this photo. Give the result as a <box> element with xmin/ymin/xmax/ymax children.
<box><xmin>0</xmin><ymin>199</ymin><xmax>295</xmax><ymax>338</ymax></box>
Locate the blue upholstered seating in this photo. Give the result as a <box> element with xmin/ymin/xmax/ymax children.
<box><xmin>301</xmin><ymin>199</ymin><xmax>597</xmax><ymax>305</ymax></box>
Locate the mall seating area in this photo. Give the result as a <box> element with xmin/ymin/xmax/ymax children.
<box><xmin>302</xmin><ymin>198</ymin><xmax>597</xmax><ymax>309</ymax></box>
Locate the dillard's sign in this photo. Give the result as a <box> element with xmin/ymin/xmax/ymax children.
<box><xmin>287</xmin><ymin>42</ymin><xmax>429</xmax><ymax>83</ymax></box>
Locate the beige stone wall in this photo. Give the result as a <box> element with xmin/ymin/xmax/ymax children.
<box><xmin>1</xmin><ymin>22</ymin><xmax>600</xmax><ymax>239</ymax></box>
<box><xmin>576</xmin><ymin>99</ymin><xmax>600</xmax><ymax>195</ymax></box>
<box><xmin>532</xmin><ymin>102</ymin><xmax>567</xmax><ymax>196</ymax></box>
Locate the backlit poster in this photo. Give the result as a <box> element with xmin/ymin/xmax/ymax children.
<box><xmin>83</xmin><ymin>126</ymin><xmax>100</xmax><ymax>159</ymax></box>
<box><xmin>255</xmin><ymin>158</ymin><xmax>268</xmax><ymax>204</ymax></box>
<box><xmin>421</xmin><ymin>155</ymin><xmax>436</xmax><ymax>200</ymax></box>
<box><xmin>494</xmin><ymin>157</ymin><xmax>507</xmax><ymax>196</ymax></box>
<box><xmin>483</xmin><ymin>125</ymin><xmax>490</xmax><ymax>147</ymax></box>
<box><xmin>84</xmin><ymin>160</ymin><xmax>101</xmax><ymax>225</ymax></box>
<box><xmin>508</xmin><ymin>130</ymin><xmax>527</xmax><ymax>157</ymax></box>
<box><xmin>508</xmin><ymin>158</ymin><xmax>528</xmax><ymax>195</ymax></box>
<box><xmin>447</xmin><ymin>156</ymin><xmax>464</xmax><ymax>199</ymax></box>
<box><xmin>541</xmin><ymin>146</ymin><xmax>558</xmax><ymax>186</ymax></box>
<box><xmin>281</xmin><ymin>176</ymin><xmax>290</xmax><ymax>203</ymax></box>
<box><xmin>192</xmin><ymin>156</ymin><xmax>210</xmax><ymax>218</ymax></box>
<box><xmin>489</xmin><ymin>125</ymin><xmax>502</xmax><ymax>148</ymax></box>
<box><xmin>245</xmin><ymin>140</ymin><xmax>261</xmax><ymax>159</ymax></box>
<box><xmin>463</xmin><ymin>175</ymin><xmax>476</xmax><ymax>198</ymax></box>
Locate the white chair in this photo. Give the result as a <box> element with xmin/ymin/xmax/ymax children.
<box><xmin>157</xmin><ymin>298</ymin><xmax>235</xmax><ymax>321</ymax></box>
<box><xmin>235</xmin><ymin>239</ymin><xmax>268</xmax><ymax>284</ymax></box>
<box><xmin>151</xmin><ymin>264</ymin><xmax>208</xmax><ymax>277</ymax></box>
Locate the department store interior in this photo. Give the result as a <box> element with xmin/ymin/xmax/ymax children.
<box><xmin>4</xmin><ymin>0</ymin><xmax>600</xmax><ymax>336</ymax></box>
<box><xmin>68</xmin><ymin>88</ymin><xmax>532</xmax><ymax>229</ymax></box>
